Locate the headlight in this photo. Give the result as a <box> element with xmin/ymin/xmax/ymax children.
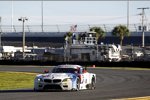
<box><xmin>62</xmin><ymin>78</ymin><xmax>70</xmax><ymax>82</ymax></box>
<box><xmin>37</xmin><ymin>78</ymin><xmax>43</xmax><ymax>82</ymax></box>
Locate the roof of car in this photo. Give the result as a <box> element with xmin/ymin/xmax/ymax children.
<box><xmin>55</xmin><ymin>64</ymin><xmax>82</xmax><ymax>69</ymax></box>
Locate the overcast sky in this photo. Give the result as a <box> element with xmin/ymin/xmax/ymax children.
<box><xmin>0</xmin><ymin>1</ymin><xmax>150</xmax><ymax>25</ymax></box>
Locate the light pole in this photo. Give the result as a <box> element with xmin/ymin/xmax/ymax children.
<box><xmin>137</xmin><ymin>7</ymin><xmax>149</xmax><ymax>48</ymax></box>
<box><xmin>127</xmin><ymin>0</ymin><xmax>129</xmax><ymax>28</ymax></box>
<box><xmin>18</xmin><ymin>17</ymin><xmax>28</xmax><ymax>59</ymax></box>
<box><xmin>41</xmin><ymin>0</ymin><xmax>44</xmax><ymax>32</ymax></box>
<box><xmin>11</xmin><ymin>0</ymin><xmax>14</xmax><ymax>32</ymax></box>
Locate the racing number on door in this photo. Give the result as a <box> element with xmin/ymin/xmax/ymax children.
<box><xmin>81</xmin><ymin>74</ymin><xmax>87</xmax><ymax>84</ymax></box>
<box><xmin>81</xmin><ymin>75</ymin><xmax>84</xmax><ymax>83</ymax></box>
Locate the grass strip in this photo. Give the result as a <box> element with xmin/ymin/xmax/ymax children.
<box><xmin>0</xmin><ymin>71</ymin><xmax>37</xmax><ymax>90</ymax></box>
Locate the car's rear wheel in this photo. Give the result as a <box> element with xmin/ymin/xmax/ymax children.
<box><xmin>91</xmin><ymin>78</ymin><xmax>96</xmax><ymax>89</ymax></box>
<box><xmin>88</xmin><ymin>78</ymin><xmax>95</xmax><ymax>90</ymax></box>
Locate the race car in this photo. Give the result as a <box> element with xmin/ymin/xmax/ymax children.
<box><xmin>34</xmin><ymin>64</ymin><xmax>96</xmax><ymax>91</ymax></box>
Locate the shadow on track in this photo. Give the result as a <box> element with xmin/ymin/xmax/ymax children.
<box><xmin>0</xmin><ymin>89</ymin><xmax>35</xmax><ymax>93</ymax></box>
<box><xmin>0</xmin><ymin>89</ymin><xmax>74</xmax><ymax>93</ymax></box>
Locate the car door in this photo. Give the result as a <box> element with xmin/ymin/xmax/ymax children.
<box><xmin>79</xmin><ymin>68</ymin><xmax>89</xmax><ymax>85</ymax></box>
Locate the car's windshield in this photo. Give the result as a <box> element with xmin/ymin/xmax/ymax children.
<box><xmin>52</xmin><ymin>68</ymin><xmax>79</xmax><ymax>73</ymax></box>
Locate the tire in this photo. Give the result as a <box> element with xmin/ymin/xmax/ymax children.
<box><xmin>90</xmin><ymin>78</ymin><xmax>96</xmax><ymax>90</ymax></box>
<box><xmin>76</xmin><ymin>78</ymin><xmax>80</xmax><ymax>91</ymax></box>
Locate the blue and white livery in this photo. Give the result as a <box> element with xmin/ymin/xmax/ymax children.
<box><xmin>34</xmin><ymin>65</ymin><xmax>96</xmax><ymax>91</ymax></box>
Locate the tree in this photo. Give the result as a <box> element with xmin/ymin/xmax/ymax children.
<box><xmin>90</xmin><ymin>27</ymin><xmax>105</xmax><ymax>40</ymax></box>
<box><xmin>112</xmin><ymin>25</ymin><xmax>130</xmax><ymax>46</ymax></box>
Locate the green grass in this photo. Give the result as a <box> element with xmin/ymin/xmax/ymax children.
<box><xmin>0</xmin><ymin>72</ymin><xmax>37</xmax><ymax>90</ymax></box>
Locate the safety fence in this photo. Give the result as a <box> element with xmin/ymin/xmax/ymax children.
<box><xmin>0</xmin><ymin>24</ymin><xmax>150</xmax><ymax>33</ymax></box>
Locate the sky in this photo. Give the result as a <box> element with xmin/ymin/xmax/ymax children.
<box><xmin>0</xmin><ymin>1</ymin><xmax>150</xmax><ymax>25</ymax></box>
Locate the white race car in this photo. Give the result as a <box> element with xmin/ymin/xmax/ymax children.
<box><xmin>34</xmin><ymin>64</ymin><xmax>96</xmax><ymax>91</ymax></box>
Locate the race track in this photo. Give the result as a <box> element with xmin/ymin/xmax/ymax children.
<box><xmin>0</xmin><ymin>66</ymin><xmax>150</xmax><ymax>100</ymax></box>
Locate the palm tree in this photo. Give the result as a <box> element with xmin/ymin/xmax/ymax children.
<box><xmin>64</xmin><ymin>32</ymin><xmax>73</xmax><ymax>44</ymax></box>
<box><xmin>112</xmin><ymin>25</ymin><xmax>130</xmax><ymax>46</ymax></box>
<box><xmin>66</xmin><ymin>32</ymin><xmax>72</xmax><ymax>37</ymax></box>
<box><xmin>90</xmin><ymin>27</ymin><xmax>105</xmax><ymax>40</ymax></box>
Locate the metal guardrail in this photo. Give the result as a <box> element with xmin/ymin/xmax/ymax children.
<box><xmin>0</xmin><ymin>24</ymin><xmax>150</xmax><ymax>33</ymax></box>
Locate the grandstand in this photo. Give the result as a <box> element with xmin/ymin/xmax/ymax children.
<box><xmin>1</xmin><ymin>24</ymin><xmax>150</xmax><ymax>33</ymax></box>
<box><xmin>0</xmin><ymin>24</ymin><xmax>150</xmax><ymax>47</ymax></box>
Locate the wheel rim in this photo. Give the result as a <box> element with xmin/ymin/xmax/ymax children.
<box><xmin>76</xmin><ymin>79</ymin><xmax>80</xmax><ymax>90</ymax></box>
<box><xmin>91</xmin><ymin>79</ymin><xmax>95</xmax><ymax>89</ymax></box>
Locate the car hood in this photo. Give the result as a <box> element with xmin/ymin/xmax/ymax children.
<box><xmin>37</xmin><ymin>73</ymin><xmax>76</xmax><ymax>80</ymax></box>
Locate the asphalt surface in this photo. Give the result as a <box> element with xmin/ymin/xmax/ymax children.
<box><xmin>0</xmin><ymin>65</ymin><xmax>150</xmax><ymax>100</ymax></box>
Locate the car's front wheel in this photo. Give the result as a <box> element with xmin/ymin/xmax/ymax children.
<box><xmin>71</xmin><ymin>78</ymin><xmax>80</xmax><ymax>91</ymax></box>
<box><xmin>76</xmin><ymin>78</ymin><xmax>80</xmax><ymax>91</ymax></box>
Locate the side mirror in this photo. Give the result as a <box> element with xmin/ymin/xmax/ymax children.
<box><xmin>83</xmin><ymin>67</ymin><xmax>87</xmax><ymax>73</ymax></box>
<box><xmin>44</xmin><ymin>69</ymin><xmax>49</xmax><ymax>73</ymax></box>
<box><xmin>85</xmin><ymin>66</ymin><xmax>87</xmax><ymax>70</ymax></box>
